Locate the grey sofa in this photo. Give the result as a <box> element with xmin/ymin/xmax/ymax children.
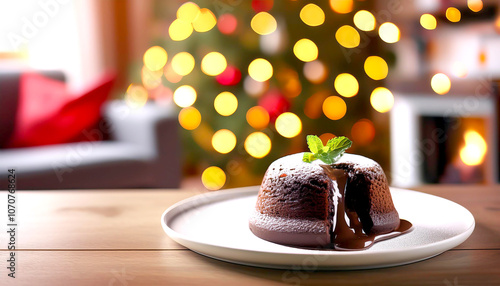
<box><xmin>0</xmin><ymin>71</ymin><xmax>181</xmax><ymax>189</ymax></box>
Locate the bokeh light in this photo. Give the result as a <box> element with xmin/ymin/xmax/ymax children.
<box><xmin>354</xmin><ymin>10</ymin><xmax>376</xmax><ymax>31</ymax></box>
<box><xmin>212</xmin><ymin>129</ymin><xmax>237</xmax><ymax>154</ymax></box>
<box><xmin>335</xmin><ymin>25</ymin><xmax>360</xmax><ymax>48</ymax></box>
<box><xmin>370</xmin><ymin>87</ymin><xmax>394</xmax><ymax>113</ymax></box>
<box><xmin>173</xmin><ymin>85</ymin><xmax>197</xmax><ymax>107</ymax></box>
<box><xmin>293</xmin><ymin>39</ymin><xmax>318</xmax><ymax>62</ymax></box>
<box><xmin>178</xmin><ymin>107</ymin><xmax>201</xmax><ymax>130</ymax></box>
<box><xmin>216</xmin><ymin>66</ymin><xmax>242</xmax><ymax>86</ymax></box>
<box><xmin>329</xmin><ymin>0</ymin><xmax>353</xmax><ymax>14</ymax></box>
<box><xmin>202</xmin><ymin>166</ymin><xmax>226</xmax><ymax>190</ymax></box>
<box><xmin>244</xmin><ymin>132</ymin><xmax>272</xmax><ymax>158</ymax></box>
<box><xmin>334</xmin><ymin>73</ymin><xmax>359</xmax><ymax>98</ymax></box>
<box><xmin>177</xmin><ymin>2</ymin><xmax>200</xmax><ymax>23</ymax></box>
<box><xmin>446</xmin><ymin>7</ymin><xmax>461</xmax><ymax>22</ymax></box>
<box><xmin>319</xmin><ymin>133</ymin><xmax>336</xmax><ymax>145</ymax></box>
<box><xmin>218</xmin><ymin>14</ymin><xmax>238</xmax><ymax>35</ymax></box>
<box><xmin>305</xmin><ymin>90</ymin><xmax>329</xmax><ymax>119</ymax></box>
<box><xmin>351</xmin><ymin>119</ymin><xmax>376</xmax><ymax>146</ymax></box>
<box><xmin>214</xmin><ymin>91</ymin><xmax>238</xmax><ymax>116</ymax></box>
<box><xmin>303</xmin><ymin>60</ymin><xmax>328</xmax><ymax>84</ymax></box>
<box><xmin>169</xmin><ymin>19</ymin><xmax>194</xmax><ymax>41</ymax></box>
<box><xmin>468</xmin><ymin>0</ymin><xmax>483</xmax><ymax>12</ymax></box>
<box><xmin>460</xmin><ymin>130</ymin><xmax>487</xmax><ymax>166</ymax></box>
<box><xmin>192</xmin><ymin>8</ymin><xmax>217</xmax><ymax>32</ymax></box>
<box><xmin>276</xmin><ymin>68</ymin><xmax>302</xmax><ymax>98</ymax></box>
<box><xmin>201</xmin><ymin>52</ymin><xmax>227</xmax><ymax>76</ymax></box>
<box><xmin>192</xmin><ymin>122</ymin><xmax>214</xmax><ymax>151</ymax></box>
<box><xmin>171</xmin><ymin>52</ymin><xmax>195</xmax><ymax>76</ymax></box>
<box><xmin>322</xmin><ymin>96</ymin><xmax>347</xmax><ymax>120</ymax></box>
<box><xmin>143</xmin><ymin>46</ymin><xmax>167</xmax><ymax>72</ymax></box>
<box><xmin>275</xmin><ymin>112</ymin><xmax>302</xmax><ymax>138</ymax></box>
<box><xmin>364</xmin><ymin>56</ymin><xmax>388</xmax><ymax>80</ymax></box>
<box><xmin>431</xmin><ymin>73</ymin><xmax>451</xmax><ymax>95</ymax></box>
<box><xmin>125</xmin><ymin>84</ymin><xmax>148</xmax><ymax>108</ymax></box>
<box><xmin>248</xmin><ymin>58</ymin><xmax>273</xmax><ymax>82</ymax></box>
<box><xmin>251</xmin><ymin>12</ymin><xmax>277</xmax><ymax>35</ymax></box>
<box><xmin>300</xmin><ymin>4</ymin><xmax>325</xmax><ymax>27</ymax></box>
<box><xmin>246</xmin><ymin>106</ymin><xmax>270</xmax><ymax>129</ymax></box>
<box><xmin>420</xmin><ymin>14</ymin><xmax>437</xmax><ymax>30</ymax></box>
<box><xmin>141</xmin><ymin>66</ymin><xmax>163</xmax><ymax>90</ymax></box>
<box><xmin>244</xmin><ymin>76</ymin><xmax>268</xmax><ymax>97</ymax></box>
<box><xmin>164</xmin><ymin>63</ymin><xmax>183</xmax><ymax>83</ymax></box>
<box><xmin>379</xmin><ymin>22</ymin><xmax>400</xmax><ymax>43</ymax></box>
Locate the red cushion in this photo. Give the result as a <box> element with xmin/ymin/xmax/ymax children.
<box><xmin>7</xmin><ymin>72</ymin><xmax>115</xmax><ymax>148</ymax></box>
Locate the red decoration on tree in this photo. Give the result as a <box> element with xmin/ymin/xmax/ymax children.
<box><xmin>258</xmin><ymin>89</ymin><xmax>290</xmax><ymax>122</ymax></box>
<box><xmin>216</xmin><ymin>65</ymin><xmax>242</xmax><ymax>86</ymax></box>
<box><xmin>252</xmin><ymin>0</ymin><xmax>274</xmax><ymax>13</ymax></box>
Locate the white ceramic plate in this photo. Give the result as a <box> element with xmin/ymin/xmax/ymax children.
<box><xmin>161</xmin><ymin>186</ymin><xmax>474</xmax><ymax>270</ymax></box>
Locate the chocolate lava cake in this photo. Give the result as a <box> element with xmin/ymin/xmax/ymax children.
<box><xmin>249</xmin><ymin>153</ymin><xmax>411</xmax><ymax>250</ymax></box>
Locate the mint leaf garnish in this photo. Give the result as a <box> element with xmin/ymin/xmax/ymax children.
<box><xmin>302</xmin><ymin>135</ymin><xmax>352</xmax><ymax>164</ymax></box>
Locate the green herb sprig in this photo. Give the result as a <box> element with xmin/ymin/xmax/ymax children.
<box><xmin>302</xmin><ymin>135</ymin><xmax>352</xmax><ymax>164</ymax></box>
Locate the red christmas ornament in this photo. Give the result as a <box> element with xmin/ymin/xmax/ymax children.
<box><xmin>216</xmin><ymin>66</ymin><xmax>242</xmax><ymax>86</ymax></box>
<box><xmin>258</xmin><ymin>90</ymin><xmax>290</xmax><ymax>122</ymax></box>
<box><xmin>252</xmin><ymin>0</ymin><xmax>274</xmax><ymax>13</ymax></box>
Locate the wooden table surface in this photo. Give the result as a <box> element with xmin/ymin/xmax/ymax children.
<box><xmin>0</xmin><ymin>185</ymin><xmax>499</xmax><ymax>285</ymax></box>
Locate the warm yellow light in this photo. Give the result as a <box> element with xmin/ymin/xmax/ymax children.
<box><xmin>173</xmin><ymin>85</ymin><xmax>197</xmax><ymax>107</ymax></box>
<box><xmin>169</xmin><ymin>19</ymin><xmax>194</xmax><ymax>41</ymax></box>
<box><xmin>460</xmin><ymin>130</ymin><xmax>487</xmax><ymax>166</ymax></box>
<box><xmin>251</xmin><ymin>12</ymin><xmax>277</xmax><ymax>35</ymax></box>
<box><xmin>248</xmin><ymin>58</ymin><xmax>273</xmax><ymax>82</ymax></box>
<box><xmin>334</xmin><ymin>73</ymin><xmax>359</xmax><ymax>98</ymax></box>
<box><xmin>446</xmin><ymin>7</ymin><xmax>461</xmax><ymax>22</ymax></box>
<box><xmin>303</xmin><ymin>60</ymin><xmax>328</xmax><ymax>84</ymax></box>
<box><xmin>192</xmin><ymin>8</ymin><xmax>217</xmax><ymax>32</ymax></box>
<box><xmin>364</xmin><ymin>56</ymin><xmax>388</xmax><ymax>80</ymax></box>
<box><xmin>141</xmin><ymin>66</ymin><xmax>163</xmax><ymax>89</ymax></box>
<box><xmin>192</xmin><ymin>123</ymin><xmax>213</xmax><ymax>151</ymax></box>
<box><xmin>201</xmin><ymin>52</ymin><xmax>227</xmax><ymax>76</ymax></box>
<box><xmin>431</xmin><ymin>73</ymin><xmax>451</xmax><ymax>95</ymax></box>
<box><xmin>177</xmin><ymin>2</ymin><xmax>200</xmax><ymax>23</ymax></box>
<box><xmin>354</xmin><ymin>10</ymin><xmax>376</xmax><ymax>31</ymax></box>
<box><xmin>420</xmin><ymin>14</ymin><xmax>437</xmax><ymax>30</ymax></box>
<box><xmin>293</xmin><ymin>39</ymin><xmax>318</xmax><ymax>62</ymax></box>
<box><xmin>351</xmin><ymin>119</ymin><xmax>376</xmax><ymax>146</ymax></box>
<box><xmin>468</xmin><ymin>0</ymin><xmax>483</xmax><ymax>12</ymax></box>
<box><xmin>212</xmin><ymin>129</ymin><xmax>237</xmax><ymax>154</ymax></box>
<box><xmin>244</xmin><ymin>132</ymin><xmax>272</xmax><ymax>158</ymax></box>
<box><xmin>178</xmin><ymin>107</ymin><xmax>201</xmax><ymax>130</ymax></box>
<box><xmin>125</xmin><ymin>84</ymin><xmax>148</xmax><ymax>108</ymax></box>
<box><xmin>379</xmin><ymin>22</ymin><xmax>400</xmax><ymax>43</ymax></box>
<box><xmin>143</xmin><ymin>46</ymin><xmax>168</xmax><ymax>72</ymax></box>
<box><xmin>275</xmin><ymin>112</ymin><xmax>302</xmax><ymax>138</ymax></box>
<box><xmin>335</xmin><ymin>25</ymin><xmax>360</xmax><ymax>48</ymax></box>
<box><xmin>322</xmin><ymin>96</ymin><xmax>347</xmax><ymax>120</ymax></box>
<box><xmin>329</xmin><ymin>0</ymin><xmax>353</xmax><ymax>14</ymax></box>
<box><xmin>171</xmin><ymin>52</ymin><xmax>195</xmax><ymax>76</ymax></box>
<box><xmin>201</xmin><ymin>166</ymin><xmax>226</xmax><ymax>190</ymax></box>
<box><xmin>300</xmin><ymin>4</ymin><xmax>325</xmax><ymax>26</ymax></box>
<box><xmin>370</xmin><ymin>87</ymin><xmax>394</xmax><ymax>113</ymax></box>
<box><xmin>246</xmin><ymin>106</ymin><xmax>270</xmax><ymax>130</ymax></box>
<box><xmin>214</xmin><ymin>91</ymin><xmax>238</xmax><ymax>116</ymax></box>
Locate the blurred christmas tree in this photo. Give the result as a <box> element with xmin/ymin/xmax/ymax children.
<box><xmin>129</xmin><ymin>0</ymin><xmax>397</xmax><ymax>189</ymax></box>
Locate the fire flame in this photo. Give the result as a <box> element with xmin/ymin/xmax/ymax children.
<box><xmin>459</xmin><ymin>130</ymin><xmax>487</xmax><ymax>166</ymax></box>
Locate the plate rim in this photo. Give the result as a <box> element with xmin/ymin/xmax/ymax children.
<box><xmin>161</xmin><ymin>186</ymin><xmax>475</xmax><ymax>269</ymax></box>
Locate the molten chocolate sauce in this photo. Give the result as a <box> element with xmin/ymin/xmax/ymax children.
<box><xmin>321</xmin><ymin>165</ymin><xmax>413</xmax><ymax>250</ymax></box>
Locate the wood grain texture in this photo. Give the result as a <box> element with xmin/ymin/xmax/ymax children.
<box><xmin>2</xmin><ymin>250</ymin><xmax>499</xmax><ymax>286</ymax></box>
<box><xmin>0</xmin><ymin>185</ymin><xmax>498</xmax><ymax>285</ymax></box>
